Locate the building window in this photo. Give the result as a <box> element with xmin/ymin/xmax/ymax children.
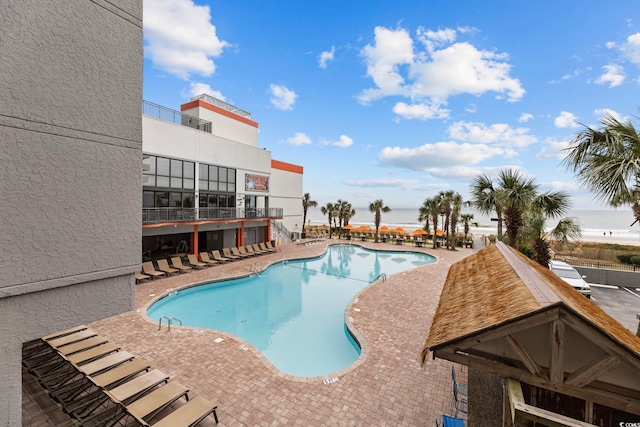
<box><xmin>143</xmin><ymin>155</ymin><xmax>195</xmax><ymax>190</ymax></box>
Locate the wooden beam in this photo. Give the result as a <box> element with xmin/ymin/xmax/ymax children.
<box><xmin>506</xmin><ymin>335</ymin><xmax>547</xmax><ymax>379</ymax></box>
<box><xmin>565</xmin><ymin>355</ymin><xmax>621</xmax><ymax>388</ymax></box>
<box><xmin>434</xmin><ymin>349</ymin><xmax>640</xmax><ymax>415</ymax></box>
<box><xmin>550</xmin><ymin>320</ymin><xmax>565</xmax><ymax>384</ymax></box>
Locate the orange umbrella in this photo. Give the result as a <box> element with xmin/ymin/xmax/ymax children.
<box><xmin>393</xmin><ymin>227</ymin><xmax>406</xmax><ymax>233</ymax></box>
<box><xmin>357</xmin><ymin>225</ymin><xmax>371</xmax><ymax>231</ymax></box>
<box><xmin>379</xmin><ymin>226</ymin><xmax>390</xmax><ymax>232</ymax></box>
<box><xmin>343</xmin><ymin>224</ymin><xmax>354</xmax><ymax>230</ymax></box>
<box><xmin>413</xmin><ymin>229</ymin><xmax>427</xmax><ymax>235</ymax></box>
<box><xmin>436</xmin><ymin>229</ymin><xmax>445</xmax><ymax>235</ymax></box>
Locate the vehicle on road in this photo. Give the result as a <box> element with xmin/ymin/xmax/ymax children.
<box><xmin>549</xmin><ymin>260</ymin><xmax>591</xmax><ymax>298</ymax></box>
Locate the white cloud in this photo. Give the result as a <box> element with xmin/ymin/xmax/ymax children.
<box><xmin>536</xmin><ymin>137</ymin><xmax>571</xmax><ymax>160</ymax></box>
<box><xmin>392</xmin><ymin>101</ymin><xmax>450</xmax><ymax>120</ymax></box>
<box><xmin>620</xmin><ymin>33</ymin><xmax>640</xmax><ymax>65</ymax></box>
<box><xmin>144</xmin><ymin>0</ymin><xmax>229</xmax><ymax>79</ymax></box>
<box><xmin>358</xmin><ymin>26</ymin><xmax>524</xmax><ymax>113</ymax></box>
<box><xmin>286</xmin><ymin>132</ymin><xmax>312</xmax><ymax>146</ymax></box>
<box><xmin>378</xmin><ymin>141</ymin><xmax>506</xmax><ymax>171</ymax></box>
<box><xmin>343</xmin><ymin>178</ymin><xmax>443</xmax><ymax>192</ymax></box>
<box><xmin>321</xmin><ymin>135</ymin><xmax>353</xmax><ymax>148</ymax></box>
<box><xmin>269</xmin><ymin>84</ymin><xmax>298</xmax><ymax>110</ymax></box>
<box><xmin>319</xmin><ymin>46</ymin><xmax>336</xmax><ymax>68</ymax></box>
<box><xmin>594</xmin><ymin>108</ymin><xmax>628</xmax><ymax>123</ymax></box>
<box><xmin>447</xmin><ymin>121</ymin><xmax>536</xmax><ymax>148</ymax></box>
<box><xmin>466</xmin><ymin>104</ymin><xmax>478</xmax><ymax>113</ymax></box>
<box><xmin>186</xmin><ymin>82</ymin><xmax>225</xmax><ymax>100</ymax></box>
<box><xmin>554</xmin><ymin>111</ymin><xmax>579</xmax><ymax>128</ymax></box>
<box><xmin>518</xmin><ymin>113</ymin><xmax>534</xmax><ymax>123</ymax></box>
<box><xmin>594</xmin><ymin>64</ymin><xmax>625</xmax><ymax>87</ymax></box>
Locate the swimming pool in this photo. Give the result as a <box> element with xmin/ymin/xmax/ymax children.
<box><xmin>147</xmin><ymin>245</ymin><xmax>436</xmax><ymax>377</ymax></box>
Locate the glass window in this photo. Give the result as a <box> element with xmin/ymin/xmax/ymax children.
<box><xmin>209</xmin><ymin>166</ymin><xmax>219</xmax><ymax>182</ymax></box>
<box><xmin>219</xmin><ymin>167</ymin><xmax>227</xmax><ymax>182</ymax></box>
<box><xmin>183</xmin><ymin>178</ymin><xmax>194</xmax><ymax>189</ymax></box>
<box><xmin>169</xmin><ymin>192</ymin><xmax>182</xmax><ymax>207</ymax></box>
<box><xmin>228</xmin><ymin>171</ymin><xmax>236</xmax><ymax>183</ymax></box>
<box><xmin>156</xmin><ymin>192</ymin><xmax>169</xmax><ymax>207</ymax></box>
<box><xmin>184</xmin><ymin>161</ymin><xmax>194</xmax><ymax>179</ymax></box>
<box><xmin>143</xmin><ymin>155</ymin><xmax>156</xmax><ymax>174</ymax></box>
<box><xmin>171</xmin><ymin>159</ymin><xmax>183</xmax><ymax>177</ymax></box>
<box><xmin>143</xmin><ymin>175</ymin><xmax>155</xmax><ymax>187</ymax></box>
<box><xmin>157</xmin><ymin>157</ymin><xmax>170</xmax><ymax>176</ymax></box>
<box><xmin>157</xmin><ymin>176</ymin><xmax>170</xmax><ymax>187</ymax></box>
<box><xmin>170</xmin><ymin>177</ymin><xmax>182</xmax><ymax>188</ymax></box>
<box><xmin>228</xmin><ymin>182</ymin><xmax>235</xmax><ymax>193</ymax></box>
<box><xmin>198</xmin><ymin>180</ymin><xmax>208</xmax><ymax>191</ymax></box>
<box><xmin>183</xmin><ymin>194</ymin><xmax>194</xmax><ymax>208</ymax></box>
<box><xmin>143</xmin><ymin>191</ymin><xmax>155</xmax><ymax>207</ymax></box>
<box><xmin>219</xmin><ymin>183</ymin><xmax>227</xmax><ymax>192</ymax></box>
<box><xmin>208</xmin><ymin>194</ymin><xmax>218</xmax><ymax>207</ymax></box>
<box><xmin>208</xmin><ymin>181</ymin><xmax>218</xmax><ymax>191</ymax></box>
<box><xmin>199</xmin><ymin>164</ymin><xmax>208</xmax><ymax>180</ymax></box>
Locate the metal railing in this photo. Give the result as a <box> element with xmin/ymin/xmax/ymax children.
<box><xmin>143</xmin><ymin>100</ymin><xmax>212</xmax><ymax>133</ymax></box>
<box><xmin>558</xmin><ymin>257</ymin><xmax>640</xmax><ymax>272</ymax></box>
<box><xmin>190</xmin><ymin>94</ymin><xmax>252</xmax><ymax>119</ymax></box>
<box><xmin>142</xmin><ymin>207</ymin><xmax>284</xmax><ymax>224</ymax></box>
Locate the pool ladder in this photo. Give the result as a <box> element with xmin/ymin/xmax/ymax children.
<box><xmin>250</xmin><ymin>263</ymin><xmax>261</xmax><ymax>276</ymax></box>
<box><xmin>374</xmin><ymin>273</ymin><xmax>387</xmax><ymax>282</ymax></box>
<box><xmin>158</xmin><ymin>315</ymin><xmax>182</xmax><ymax>332</ymax></box>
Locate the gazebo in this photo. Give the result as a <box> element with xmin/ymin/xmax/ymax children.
<box><xmin>421</xmin><ymin>242</ymin><xmax>640</xmax><ymax>426</ymax></box>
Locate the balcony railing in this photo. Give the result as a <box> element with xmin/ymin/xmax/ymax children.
<box><xmin>142</xmin><ymin>207</ymin><xmax>284</xmax><ymax>224</ymax></box>
<box><xmin>143</xmin><ymin>100</ymin><xmax>212</xmax><ymax>133</ymax></box>
<box><xmin>190</xmin><ymin>94</ymin><xmax>252</xmax><ymax>119</ymax></box>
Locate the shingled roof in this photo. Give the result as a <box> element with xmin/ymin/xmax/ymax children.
<box><xmin>421</xmin><ymin>242</ymin><xmax>640</xmax><ymax>415</ymax></box>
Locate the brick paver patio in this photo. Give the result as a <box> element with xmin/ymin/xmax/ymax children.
<box><xmin>24</xmin><ymin>239</ymin><xmax>476</xmax><ymax>426</ymax></box>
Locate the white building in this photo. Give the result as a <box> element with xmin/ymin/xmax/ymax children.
<box><xmin>141</xmin><ymin>94</ymin><xmax>303</xmax><ymax>260</ymax></box>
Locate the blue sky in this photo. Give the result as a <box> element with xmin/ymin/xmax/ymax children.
<box><xmin>143</xmin><ymin>0</ymin><xmax>640</xmax><ymax>211</ymax></box>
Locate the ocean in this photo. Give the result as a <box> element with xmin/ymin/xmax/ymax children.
<box><xmin>305</xmin><ymin>208</ymin><xmax>640</xmax><ymax>245</ymax></box>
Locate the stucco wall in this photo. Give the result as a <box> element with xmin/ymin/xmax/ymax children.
<box><xmin>576</xmin><ymin>266</ymin><xmax>640</xmax><ymax>287</ymax></box>
<box><xmin>0</xmin><ymin>1</ymin><xmax>142</xmax><ymax>424</ymax></box>
<box><xmin>468</xmin><ymin>368</ymin><xmax>504</xmax><ymax>427</ymax></box>
<box><xmin>269</xmin><ymin>167</ymin><xmax>304</xmax><ymax>232</ymax></box>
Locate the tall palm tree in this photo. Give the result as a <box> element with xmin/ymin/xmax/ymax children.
<box><xmin>470</xmin><ymin>173</ymin><xmax>504</xmax><ymax>239</ymax></box>
<box><xmin>460</xmin><ymin>213</ymin><xmax>474</xmax><ymax>245</ymax></box>
<box><xmin>301</xmin><ymin>193</ymin><xmax>317</xmax><ymax>236</ymax></box>
<box><xmin>321</xmin><ymin>202</ymin><xmax>335</xmax><ymax>238</ymax></box>
<box><xmin>448</xmin><ymin>192</ymin><xmax>463</xmax><ymax>249</ymax></box>
<box><xmin>423</xmin><ymin>195</ymin><xmax>442</xmax><ymax>249</ymax></box>
<box><xmin>496</xmin><ymin>169</ymin><xmax>538</xmax><ymax>248</ymax></box>
<box><xmin>418</xmin><ymin>201</ymin><xmax>431</xmax><ymax>234</ymax></box>
<box><xmin>563</xmin><ymin>111</ymin><xmax>640</xmax><ymax>228</ymax></box>
<box><xmin>369</xmin><ymin>199</ymin><xmax>391</xmax><ymax>243</ymax></box>
<box><xmin>519</xmin><ymin>206</ymin><xmax>579</xmax><ymax>266</ymax></box>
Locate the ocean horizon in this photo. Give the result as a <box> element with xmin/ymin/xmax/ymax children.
<box><xmin>304</xmin><ymin>208</ymin><xmax>640</xmax><ymax>244</ymax></box>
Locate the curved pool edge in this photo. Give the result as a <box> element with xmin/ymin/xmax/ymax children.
<box><xmin>139</xmin><ymin>241</ymin><xmax>437</xmax><ymax>382</ymax></box>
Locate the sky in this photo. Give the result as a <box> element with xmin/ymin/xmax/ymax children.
<box><xmin>142</xmin><ymin>0</ymin><xmax>640</xmax><ymax>212</ymax></box>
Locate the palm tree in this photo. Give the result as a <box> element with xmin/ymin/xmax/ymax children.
<box><xmin>321</xmin><ymin>202</ymin><xmax>335</xmax><ymax>238</ymax></box>
<box><xmin>519</xmin><ymin>207</ymin><xmax>580</xmax><ymax>266</ymax></box>
<box><xmin>423</xmin><ymin>195</ymin><xmax>442</xmax><ymax>249</ymax></box>
<box><xmin>470</xmin><ymin>173</ymin><xmax>504</xmax><ymax>239</ymax></box>
<box><xmin>460</xmin><ymin>213</ymin><xmax>474</xmax><ymax>246</ymax></box>
<box><xmin>448</xmin><ymin>192</ymin><xmax>463</xmax><ymax>249</ymax></box>
<box><xmin>563</xmin><ymin>111</ymin><xmax>640</xmax><ymax>229</ymax></box>
<box><xmin>369</xmin><ymin>199</ymin><xmax>391</xmax><ymax>243</ymax></box>
<box><xmin>301</xmin><ymin>193</ymin><xmax>317</xmax><ymax>237</ymax></box>
<box><xmin>418</xmin><ymin>201</ymin><xmax>431</xmax><ymax>234</ymax></box>
<box><xmin>495</xmin><ymin>169</ymin><xmax>538</xmax><ymax>248</ymax></box>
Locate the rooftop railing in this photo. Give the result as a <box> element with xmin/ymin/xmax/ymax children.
<box><xmin>142</xmin><ymin>207</ymin><xmax>284</xmax><ymax>224</ymax></box>
<box><xmin>143</xmin><ymin>100</ymin><xmax>212</xmax><ymax>133</ymax></box>
<box><xmin>190</xmin><ymin>94</ymin><xmax>252</xmax><ymax>119</ymax></box>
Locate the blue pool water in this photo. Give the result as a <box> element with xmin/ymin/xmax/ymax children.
<box><xmin>147</xmin><ymin>245</ymin><xmax>436</xmax><ymax>377</ymax></box>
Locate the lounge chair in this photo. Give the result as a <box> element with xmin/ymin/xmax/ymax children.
<box><xmin>265</xmin><ymin>241</ymin><xmax>280</xmax><ymax>252</ymax></box>
<box><xmin>199</xmin><ymin>252</ymin><xmax>219</xmax><ymax>266</ymax></box>
<box><xmin>135</xmin><ymin>271</ymin><xmax>151</xmax><ymax>283</ymax></box>
<box><xmin>142</xmin><ymin>262</ymin><xmax>166</xmax><ymax>279</ymax></box>
<box><xmin>222</xmin><ymin>247</ymin><xmax>240</xmax><ymax>260</ymax></box>
<box><xmin>238</xmin><ymin>246</ymin><xmax>256</xmax><ymax>257</ymax></box>
<box><xmin>125</xmin><ymin>381</ymin><xmax>190</xmax><ymax>424</ymax></box>
<box><xmin>232</xmin><ymin>247</ymin><xmax>251</xmax><ymax>258</ymax></box>
<box><xmin>244</xmin><ymin>245</ymin><xmax>260</xmax><ymax>256</ymax></box>
<box><xmin>107</xmin><ymin>369</ymin><xmax>170</xmax><ymax>404</ymax></box>
<box><xmin>211</xmin><ymin>250</ymin><xmax>231</xmax><ymax>263</ymax></box>
<box><xmin>187</xmin><ymin>254</ymin><xmax>208</xmax><ymax>269</ymax></box>
<box><xmin>157</xmin><ymin>259</ymin><xmax>179</xmax><ymax>276</ymax></box>
<box><xmin>171</xmin><ymin>257</ymin><xmax>193</xmax><ymax>273</ymax></box>
<box><xmin>251</xmin><ymin>244</ymin><xmax>268</xmax><ymax>255</ymax></box>
<box><xmin>259</xmin><ymin>242</ymin><xmax>276</xmax><ymax>253</ymax></box>
<box><xmin>152</xmin><ymin>395</ymin><xmax>219</xmax><ymax>427</ymax></box>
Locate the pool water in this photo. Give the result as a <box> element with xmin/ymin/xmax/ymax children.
<box><xmin>147</xmin><ymin>245</ymin><xmax>436</xmax><ymax>377</ymax></box>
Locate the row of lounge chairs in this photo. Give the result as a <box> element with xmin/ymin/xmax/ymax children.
<box><xmin>22</xmin><ymin>325</ymin><xmax>218</xmax><ymax>426</ymax></box>
<box><xmin>136</xmin><ymin>242</ymin><xmax>280</xmax><ymax>283</ymax></box>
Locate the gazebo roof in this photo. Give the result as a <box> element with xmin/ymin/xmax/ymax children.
<box><xmin>422</xmin><ymin>242</ymin><xmax>640</xmax><ymax>415</ymax></box>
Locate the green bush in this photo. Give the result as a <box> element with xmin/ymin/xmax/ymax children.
<box><xmin>630</xmin><ymin>255</ymin><xmax>640</xmax><ymax>266</ymax></box>
<box><xmin>617</xmin><ymin>253</ymin><xmax>635</xmax><ymax>264</ymax></box>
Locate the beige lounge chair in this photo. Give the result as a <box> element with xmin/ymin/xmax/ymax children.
<box><xmin>142</xmin><ymin>262</ymin><xmax>166</xmax><ymax>279</ymax></box>
<box><xmin>152</xmin><ymin>395</ymin><xmax>219</xmax><ymax>427</ymax></box>
<box><xmin>125</xmin><ymin>381</ymin><xmax>190</xmax><ymax>424</ymax></box>
<box><xmin>171</xmin><ymin>257</ymin><xmax>193</xmax><ymax>273</ymax></box>
<box><xmin>211</xmin><ymin>250</ymin><xmax>231</xmax><ymax>263</ymax></box>
<box><xmin>222</xmin><ymin>247</ymin><xmax>240</xmax><ymax>260</ymax></box>
<box><xmin>199</xmin><ymin>252</ymin><xmax>219</xmax><ymax>266</ymax></box>
<box><xmin>231</xmin><ymin>247</ymin><xmax>251</xmax><ymax>258</ymax></box>
<box><xmin>259</xmin><ymin>242</ymin><xmax>276</xmax><ymax>253</ymax></box>
<box><xmin>187</xmin><ymin>254</ymin><xmax>208</xmax><ymax>269</ymax></box>
<box><xmin>252</xmin><ymin>244</ymin><xmax>268</xmax><ymax>255</ymax></box>
<box><xmin>135</xmin><ymin>271</ymin><xmax>151</xmax><ymax>283</ymax></box>
<box><xmin>265</xmin><ymin>241</ymin><xmax>280</xmax><ymax>252</ymax></box>
<box><xmin>238</xmin><ymin>246</ymin><xmax>256</xmax><ymax>257</ymax></box>
<box><xmin>156</xmin><ymin>259</ymin><xmax>179</xmax><ymax>276</ymax></box>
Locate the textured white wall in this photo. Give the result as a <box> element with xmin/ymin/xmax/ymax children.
<box><xmin>0</xmin><ymin>1</ymin><xmax>142</xmax><ymax>424</ymax></box>
<box><xmin>269</xmin><ymin>167</ymin><xmax>304</xmax><ymax>232</ymax></box>
<box><xmin>182</xmin><ymin>104</ymin><xmax>259</xmax><ymax>147</ymax></box>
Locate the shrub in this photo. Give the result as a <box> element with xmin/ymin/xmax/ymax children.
<box><xmin>617</xmin><ymin>254</ymin><xmax>635</xmax><ymax>264</ymax></box>
<box><xmin>630</xmin><ymin>256</ymin><xmax>640</xmax><ymax>266</ymax></box>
